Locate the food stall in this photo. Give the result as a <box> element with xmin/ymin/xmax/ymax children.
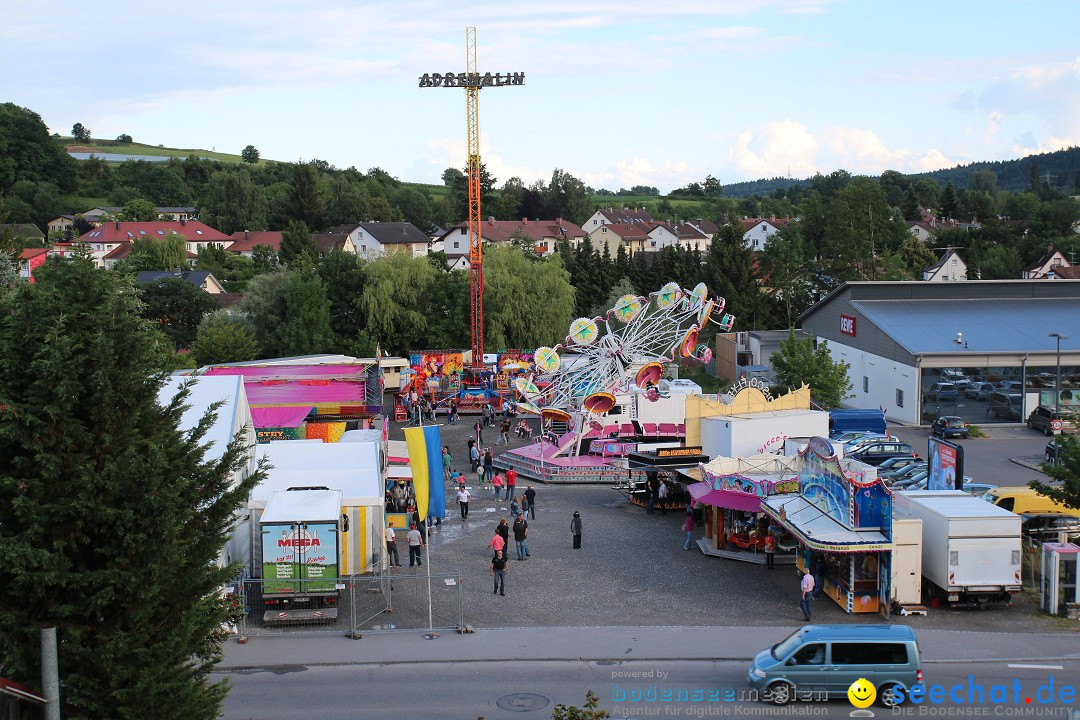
<box><xmin>761</xmin><ymin>437</ymin><xmax>893</xmax><ymax>615</ymax></box>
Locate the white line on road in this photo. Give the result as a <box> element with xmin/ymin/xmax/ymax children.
<box><xmin>1007</xmin><ymin>663</ymin><xmax>1063</xmax><ymax>670</ymax></box>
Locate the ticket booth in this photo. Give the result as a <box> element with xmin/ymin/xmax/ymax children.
<box><xmin>1041</xmin><ymin>542</ymin><xmax>1080</xmax><ymax>617</ymax></box>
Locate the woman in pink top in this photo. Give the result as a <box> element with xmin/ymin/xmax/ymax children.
<box><xmin>492</xmin><ymin>472</ymin><xmax>505</xmax><ymax>500</ymax></box>
<box><xmin>488</xmin><ymin>531</ymin><xmax>506</xmax><ymax>556</ymax></box>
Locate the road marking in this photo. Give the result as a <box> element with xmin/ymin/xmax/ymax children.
<box><xmin>1007</xmin><ymin>664</ymin><xmax>1063</xmax><ymax>670</ymax></box>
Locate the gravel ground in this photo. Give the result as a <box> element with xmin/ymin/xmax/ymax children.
<box><xmin>391</xmin><ymin>413</ymin><xmax>1074</xmax><ymax>635</ymax></box>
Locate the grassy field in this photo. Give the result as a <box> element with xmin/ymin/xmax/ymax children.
<box><xmin>62</xmin><ymin>138</ymin><xmax>253</xmax><ymax>164</ymax></box>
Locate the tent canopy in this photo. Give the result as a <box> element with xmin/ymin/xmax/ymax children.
<box><xmin>252</xmin><ymin>441</ymin><xmax>381</xmax><ymax>505</ymax></box>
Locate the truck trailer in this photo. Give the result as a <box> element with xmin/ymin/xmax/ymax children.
<box><xmin>894</xmin><ymin>490</ymin><xmax>1022</xmax><ymax>606</ymax></box>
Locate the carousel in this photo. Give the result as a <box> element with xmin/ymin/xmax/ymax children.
<box><xmin>495</xmin><ymin>282</ymin><xmax>735</xmax><ymax>483</ymax></box>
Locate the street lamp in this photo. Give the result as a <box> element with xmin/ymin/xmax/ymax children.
<box><xmin>1049</xmin><ymin>332</ymin><xmax>1068</xmax><ymax>430</ymax></box>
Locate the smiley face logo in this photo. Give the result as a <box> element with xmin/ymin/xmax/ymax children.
<box><xmin>848</xmin><ymin>678</ymin><xmax>876</xmax><ymax>708</ymax></box>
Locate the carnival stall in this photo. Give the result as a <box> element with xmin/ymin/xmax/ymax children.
<box><xmin>686</xmin><ymin>455</ymin><xmax>800</xmax><ymax>563</ymax></box>
<box><xmin>761</xmin><ymin>437</ymin><xmax>893</xmax><ymax>615</ymax></box>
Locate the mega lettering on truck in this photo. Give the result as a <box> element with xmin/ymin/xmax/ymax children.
<box><xmin>256</xmin><ymin>488</ymin><xmax>345</xmax><ymax>624</ymax></box>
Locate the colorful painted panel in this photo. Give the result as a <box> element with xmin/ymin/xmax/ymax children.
<box><xmin>261</xmin><ymin>522</ymin><xmax>338</xmax><ymax>594</ymax></box>
<box><xmin>256</xmin><ymin>426</ymin><xmax>306</xmax><ymax>443</ymax></box>
<box><xmin>798</xmin><ymin>439</ymin><xmax>852</xmax><ymax>528</ymax></box>
<box><xmin>852</xmin><ymin>481</ymin><xmax>892</xmax><ymax>534</ymax></box>
<box><xmin>305</xmin><ymin>421</ymin><xmax>346</xmax><ymax>443</ymax></box>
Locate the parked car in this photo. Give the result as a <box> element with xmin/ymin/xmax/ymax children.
<box><xmin>876</xmin><ymin>456</ymin><xmax>922</xmax><ymax>474</ymax></box>
<box><xmin>940</xmin><ymin>369</ymin><xmax>970</xmax><ymax>390</ymax></box>
<box><xmin>892</xmin><ymin>470</ymin><xmax>929</xmax><ymax>489</ymax></box>
<box><xmin>848</xmin><ymin>441</ymin><xmax>918</xmax><ymax>467</ymax></box>
<box><xmin>965</xmin><ymin>382</ymin><xmax>995</xmax><ymax>401</ymax></box>
<box><xmin>1046</xmin><ymin>439</ymin><xmax>1061</xmax><ymax>465</ymax></box>
<box><xmin>843</xmin><ymin>433</ymin><xmax>899</xmax><ymax>451</ymax></box>
<box><xmin>931</xmin><ymin>416</ymin><xmax>969</xmax><ymax>439</ymax></box>
<box><xmin>1027</xmin><ymin>406</ymin><xmax>1077</xmax><ymax>436</ymax></box>
<box><xmin>988</xmin><ymin>391</ymin><xmax>1023</xmax><ymax>419</ymax></box>
<box><xmin>961</xmin><ymin>482</ymin><xmax>997</xmax><ymax>497</ymax></box>
<box><xmin>903</xmin><ymin>475</ymin><xmax>975</xmax><ymax>491</ymax></box>
<box><xmin>924</xmin><ymin>383</ymin><xmax>958</xmax><ymax>402</ymax></box>
<box><xmin>995</xmin><ymin>380</ymin><xmax>1023</xmax><ymax>391</ymax></box>
<box><xmin>882</xmin><ymin>462</ymin><xmax>928</xmax><ymax>482</ymax></box>
<box><xmin>832</xmin><ymin>430</ymin><xmax>889</xmax><ymax>445</ymax></box>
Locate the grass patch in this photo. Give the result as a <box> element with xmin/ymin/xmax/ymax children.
<box><xmin>62</xmin><ymin>138</ymin><xmax>255</xmax><ymax>164</ymax></box>
<box><xmin>966</xmin><ymin>425</ymin><xmax>990</xmax><ymax>438</ymax></box>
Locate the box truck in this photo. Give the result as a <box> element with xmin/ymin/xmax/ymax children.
<box><xmin>894</xmin><ymin>490</ymin><xmax>1022</xmax><ymax>606</ymax></box>
<box><xmin>255</xmin><ymin>488</ymin><xmax>345</xmax><ymax>624</ymax></box>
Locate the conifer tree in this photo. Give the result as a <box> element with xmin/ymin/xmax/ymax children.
<box><xmin>0</xmin><ymin>258</ymin><xmax>263</xmax><ymax>720</ymax></box>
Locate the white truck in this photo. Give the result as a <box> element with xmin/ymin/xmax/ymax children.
<box><xmin>894</xmin><ymin>490</ymin><xmax>1022</xmax><ymax>606</ymax></box>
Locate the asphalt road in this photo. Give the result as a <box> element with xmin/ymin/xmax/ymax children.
<box><xmin>889</xmin><ymin>424</ymin><xmax>1052</xmax><ymax>487</ymax></box>
<box><xmin>218</xmin><ymin>658</ymin><xmax>1080</xmax><ymax>719</ymax></box>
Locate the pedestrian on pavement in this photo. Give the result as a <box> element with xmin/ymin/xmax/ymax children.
<box><xmin>442</xmin><ymin>445</ymin><xmax>453</xmax><ymax>482</ymax></box>
<box><xmin>658</xmin><ymin>478</ymin><xmax>669</xmax><ymax>515</ymax></box>
<box><xmin>799</xmin><ymin>566</ymin><xmax>815</xmax><ymax>621</ymax></box>
<box><xmin>492</xmin><ymin>472</ymin><xmax>504</xmax><ymax>499</ymax></box>
<box><xmin>682</xmin><ymin>510</ymin><xmax>695</xmax><ymax>550</ymax></box>
<box><xmin>646</xmin><ymin>473</ymin><xmax>658</xmax><ymax>514</ymax></box>
<box><xmin>513</xmin><ymin>514</ymin><xmax>530</xmax><ymax>560</ymax></box>
<box><xmin>510</xmin><ymin>495</ymin><xmax>520</xmax><ymax>518</ymax></box>
<box><xmin>498</xmin><ymin>418</ymin><xmax>511</xmax><ymax>446</ymax></box>
<box><xmin>488</xmin><ymin>528</ymin><xmax>506</xmax><ymax>557</ymax></box>
<box><xmin>407</xmin><ymin>523</ymin><xmax>424</xmax><ymax>567</ymax></box>
<box><xmin>483</xmin><ymin>448</ymin><xmax>494</xmax><ymax>483</ymax></box>
<box><xmin>496</xmin><ymin>517</ymin><xmax>510</xmax><ymax>554</ymax></box>
<box><xmin>491</xmin><ymin>550</ymin><xmax>508</xmax><ymax>596</ymax></box>
<box><xmin>385</xmin><ymin>525</ymin><xmax>401</xmax><ymax>566</ymax></box>
<box><xmin>570</xmin><ymin>511</ymin><xmax>583</xmax><ymax>549</ymax></box>
<box><xmin>764</xmin><ymin>532</ymin><xmax>776</xmax><ymax>568</ymax></box>
<box><xmin>476</xmin><ymin>464</ymin><xmax>485</xmax><ymax>486</ymax></box>
<box><xmin>475</xmin><ymin>419</ymin><xmax>484</xmax><ymax>445</ymax></box>
<box><xmin>812</xmin><ymin>555</ymin><xmax>826</xmax><ymax>599</ymax></box>
<box><xmin>524</xmin><ymin>485</ymin><xmax>536</xmax><ymax>519</ymax></box>
<box><xmin>457</xmin><ymin>484</ymin><xmax>471</xmax><ymax>519</ymax></box>
<box><xmin>468</xmin><ymin>439</ymin><xmax>479</xmax><ymax>471</ymax></box>
<box><xmin>411</xmin><ymin>506</ymin><xmax>427</xmax><ymax>543</ymax></box>
<box><xmin>448</xmin><ymin>397</ymin><xmax>458</xmax><ymax>424</ymax></box>
<box><xmin>505</xmin><ymin>466</ymin><xmax>518</xmax><ymax>501</ymax></box>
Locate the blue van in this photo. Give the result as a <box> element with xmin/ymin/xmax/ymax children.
<box><xmin>828</xmin><ymin>409</ymin><xmax>886</xmax><ymax>438</ymax></box>
<box><xmin>748</xmin><ymin>624</ymin><xmax>921</xmax><ymax>706</ymax></box>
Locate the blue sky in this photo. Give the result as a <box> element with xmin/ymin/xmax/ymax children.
<box><xmin>4</xmin><ymin>0</ymin><xmax>1079</xmax><ymax>193</ymax></box>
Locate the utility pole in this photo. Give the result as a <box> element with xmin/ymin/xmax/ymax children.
<box><xmin>419</xmin><ymin>28</ymin><xmax>524</xmax><ymax>369</ymax></box>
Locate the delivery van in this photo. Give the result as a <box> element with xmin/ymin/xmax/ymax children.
<box><xmin>748</xmin><ymin>625</ymin><xmax>921</xmax><ymax>707</ymax></box>
<box><xmin>986</xmin><ymin>487</ymin><xmax>1080</xmax><ymax>517</ymax></box>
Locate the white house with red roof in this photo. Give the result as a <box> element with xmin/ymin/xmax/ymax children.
<box><xmin>645</xmin><ymin>223</ymin><xmax>679</xmax><ymax>251</ymax></box>
<box><xmin>79</xmin><ymin>220</ymin><xmax>232</xmax><ymax>268</ymax></box>
<box><xmin>17</xmin><ymin>247</ymin><xmax>49</xmax><ymax>283</ymax></box>
<box><xmin>670</xmin><ymin>223</ymin><xmax>709</xmax><ymax>252</ymax></box>
<box><xmin>581</xmin><ymin>207</ymin><xmax>654</xmax><ymax>234</ymax></box>
<box><xmin>227</xmin><ymin>230</ymin><xmax>282</xmax><ymax>257</ymax></box>
<box><xmin>589</xmin><ymin>222</ymin><xmax>649</xmax><ymax>255</ymax></box>
<box><xmin>1022</xmin><ymin>244</ymin><xmax>1072</xmax><ymax>279</ymax></box>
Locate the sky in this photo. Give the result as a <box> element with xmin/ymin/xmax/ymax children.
<box><xmin>4</xmin><ymin>1</ymin><xmax>1080</xmax><ymax>194</ymax></box>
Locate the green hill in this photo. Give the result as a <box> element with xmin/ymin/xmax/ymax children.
<box><xmin>61</xmin><ymin>138</ymin><xmax>253</xmax><ymax>164</ymax></box>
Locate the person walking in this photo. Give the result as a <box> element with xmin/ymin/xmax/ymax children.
<box><xmin>442</xmin><ymin>445</ymin><xmax>453</xmax><ymax>483</ymax></box>
<box><xmin>524</xmin><ymin>485</ymin><xmax>536</xmax><ymax>519</ymax></box>
<box><xmin>468</xmin><ymin>439</ymin><xmax>480</xmax><ymax>473</ymax></box>
<box><xmin>449</xmin><ymin>397</ymin><xmax>459</xmax><ymax>425</ymax></box>
<box><xmin>646</xmin><ymin>474</ymin><xmax>657</xmax><ymax>514</ymax></box>
<box><xmin>407</xmin><ymin>523</ymin><xmax>424</xmax><ymax>567</ymax></box>
<box><xmin>682</xmin><ymin>510</ymin><xmax>695</xmax><ymax>550</ymax></box>
<box><xmin>385</xmin><ymin>525</ymin><xmax>401</xmax><ymax>567</ymax></box>
<box><xmin>487</xmin><ymin>528</ymin><xmax>506</xmax><ymax>557</ymax></box>
<box><xmin>483</xmin><ymin>449</ymin><xmax>494</xmax><ymax>484</ymax></box>
<box><xmin>764</xmin><ymin>532</ymin><xmax>776</xmax><ymax>569</ymax></box>
<box><xmin>658</xmin><ymin>478</ymin><xmax>669</xmax><ymax>515</ymax></box>
<box><xmin>498</xmin><ymin>418</ymin><xmax>510</xmax><ymax>446</ymax></box>
<box><xmin>492</xmin><ymin>472</ymin><xmax>504</xmax><ymax>499</ymax></box>
<box><xmin>456</xmin><ymin>484</ymin><xmax>471</xmax><ymax>519</ymax></box>
<box><xmin>799</xmin><ymin>566</ymin><xmax>815</xmax><ymax>621</ymax></box>
<box><xmin>570</xmin><ymin>511</ymin><xmax>583</xmax><ymax>549</ymax></box>
<box><xmin>496</xmin><ymin>517</ymin><xmax>510</xmax><ymax>555</ymax></box>
<box><xmin>509</xmin><ymin>495</ymin><xmax>520</xmax><ymax>519</ymax></box>
<box><xmin>513</xmin><ymin>514</ymin><xmax>530</xmax><ymax>560</ymax></box>
<box><xmin>504</xmin><ymin>466</ymin><xmax>518</xmax><ymax>502</ymax></box>
<box><xmin>490</xmin><ymin>550</ymin><xmax>508</xmax><ymax>596</ymax></box>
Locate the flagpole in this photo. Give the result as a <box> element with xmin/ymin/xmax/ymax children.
<box><xmin>423</xmin><ymin>532</ymin><xmax>437</xmax><ymax>639</ymax></box>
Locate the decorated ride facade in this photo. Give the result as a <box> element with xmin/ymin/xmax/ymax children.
<box><xmin>395</xmin><ymin>349</ymin><xmax>538</xmax><ymax>418</ymax></box>
<box><xmin>762</xmin><ymin>436</ymin><xmax>893</xmax><ymax>615</ymax></box>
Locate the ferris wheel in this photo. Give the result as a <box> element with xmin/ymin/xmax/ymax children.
<box><xmin>513</xmin><ymin>282</ymin><xmax>735</xmax><ymax>421</ymax></box>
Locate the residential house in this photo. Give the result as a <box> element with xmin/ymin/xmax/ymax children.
<box><xmin>685</xmin><ymin>218</ymin><xmax>718</xmax><ymax>241</ymax></box>
<box><xmin>312</xmin><ymin>232</ymin><xmax>357</xmax><ymax>257</ymax></box>
<box><xmin>907</xmin><ymin>221</ymin><xmax>936</xmax><ymax>242</ymax></box>
<box><xmin>1022</xmin><ymin>244</ymin><xmax>1071</xmax><ymax>279</ymax></box>
<box><xmin>741</xmin><ymin>217</ymin><xmax>791</xmax><ymax>251</ymax></box>
<box><xmin>17</xmin><ymin>247</ymin><xmax>49</xmax><ymax>283</ymax></box>
<box><xmin>922</xmin><ymin>248</ymin><xmax>968</xmax><ymax>281</ymax></box>
<box><xmin>671</xmin><ymin>223</ymin><xmax>709</xmax><ymax>252</ymax></box>
<box><xmin>645</xmin><ymin>223</ymin><xmax>679</xmax><ymax>252</ymax></box>
<box><xmin>590</xmin><ymin>222</ymin><xmax>650</xmax><ymax>256</ymax></box>
<box><xmin>136</xmin><ymin>270</ymin><xmax>227</xmax><ymax>294</ymax></box>
<box><xmin>581</xmin><ymin>207</ymin><xmax>655</xmax><ymax>234</ymax></box>
<box><xmin>227</xmin><ymin>230</ymin><xmax>283</xmax><ymax>257</ymax></box>
<box><xmin>438</xmin><ymin>217</ymin><xmax>585</xmax><ymax>268</ymax></box>
<box><xmin>358</xmin><ymin>222</ymin><xmax>432</xmax><ymax>258</ymax></box>
<box><xmin>0</xmin><ymin>223</ymin><xmax>46</xmax><ymax>244</ymax></box>
<box><xmin>78</xmin><ymin>220</ymin><xmax>232</xmax><ymax>268</ymax></box>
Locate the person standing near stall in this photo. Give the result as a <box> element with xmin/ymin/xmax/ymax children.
<box><xmin>682</xmin><ymin>510</ymin><xmax>695</xmax><ymax>551</ymax></box>
<box><xmin>570</xmin><ymin>511</ymin><xmax>583</xmax><ymax>549</ymax></box>
<box><xmin>799</xmin><ymin>567</ymin><xmax>815</xmax><ymax>621</ymax></box>
<box><xmin>764</xmin><ymin>532</ymin><xmax>776</xmax><ymax>569</ymax></box>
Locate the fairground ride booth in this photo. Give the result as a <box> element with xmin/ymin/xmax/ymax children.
<box><xmin>615</xmin><ymin>446</ymin><xmax>711</xmax><ymax>511</ymax></box>
<box><xmin>761</xmin><ymin>437</ymin><xmax>894</xmax><ymax>616</ymax></box>
<box><xmin>685</xmin><ymin>455</ymin><xmax>801</xmax><ymax>564</ymax></box>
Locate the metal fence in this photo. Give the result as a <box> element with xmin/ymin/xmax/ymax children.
<box><xmin>1022</xmin><ymin>535</ymin><xmax>1043</xmax><ymax>591</ymax></box>
<box><xmin>234</xmin><ymin>567</ymin><xmax>464</xmax><ymax>637</ymax></box>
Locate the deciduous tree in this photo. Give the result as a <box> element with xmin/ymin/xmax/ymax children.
<box><xmin>770</xmin><ymin>329</ymin><xmax>853</xmax><ymax>409</ymax></box>
<box><xmin>71</xmin><ymin>121</ymin><xmax>91</xmax><ymax>141</ymax></box>
<box><xmin>137</xmin><ymin>276</ymin><xmax>220</xmax><ymax>350</ymax></box>
<box><xmin>193</xmin><ymin>310</ymin><xmax>258</xmax><ymax>365</ymax></box>
<box><xmin>1032</xmin><ymin>435</ymin><xmax>1080</xmax><ymax>511</ymax></box>
<box><xmin>241</xmin><ymin>144</ymin><xmax>260</xmax><ymax>163</ymax></box>
<box><xmin>483</xmin><ymin>244</ymin><xmax>575</xmax><ymax>349</ymax></box>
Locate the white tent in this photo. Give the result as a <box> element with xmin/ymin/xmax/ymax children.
<box><xmin>249</xmin><ymin>441</ymin><xmax>384</xmax><ymax>574</ymax></box>
<box><xmin>157</xmin><ymin>374</ymin><xmax>257</xmax><ymax>569</ymax></box>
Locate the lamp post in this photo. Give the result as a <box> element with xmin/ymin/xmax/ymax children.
<box><xmin>1049</xmin><ymin>332</ymin><xmax>1068</xmax><ymax>431</ymax></box>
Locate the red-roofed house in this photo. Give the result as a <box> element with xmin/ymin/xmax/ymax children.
<box><xmin>227</xmin><ymin>230</ymin><xmax>283</xmax><ymax>257</ymax></box>
<box><xmin>592</xmin><ymin>222</ymin><xmax>650</xmax><ymax>255</ymax></box>
<box><xmin>1022</xmin><ymin>244</ymin><xmax>1071</xmax><ymax>279</ymax></box>
<box><xmin>670</xmin><ymin>223</ymin><xmax>709</xmax><ymax>252</ymax></box>
<box><xmin>18</xmin><ymin>247</ymin><xmax>49</xmax><ymax>283</ymax></box>
<box><xmin>78</xmin><ymin>220</ymin><xmax>232</xmax><ymax>267</ymax></box>
<box><xmin>582</xmin><ymin>207</ymin><xmax>655</xmax><ymax>234</ymax></box>
<box><xmin>741</xmin><ymin>217</ymin><xmax>791</xmax><ymax>251</ymax></box>
<box><xmin>437</xmin><ymin>217</ymin><xmax>585</xmax><ymax>268</ymax></box>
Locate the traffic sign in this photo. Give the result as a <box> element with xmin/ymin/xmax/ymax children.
<box><xmin>1051</xmin><ymin>419</ymin><xmax>1063</xmax><ymax>433</ymax></box>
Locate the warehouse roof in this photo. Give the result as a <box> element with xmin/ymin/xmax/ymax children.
<box><xmin>850</xmin><ymin>298</ymin><xmax>1080</xmax><ymax>354</ymax></box>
